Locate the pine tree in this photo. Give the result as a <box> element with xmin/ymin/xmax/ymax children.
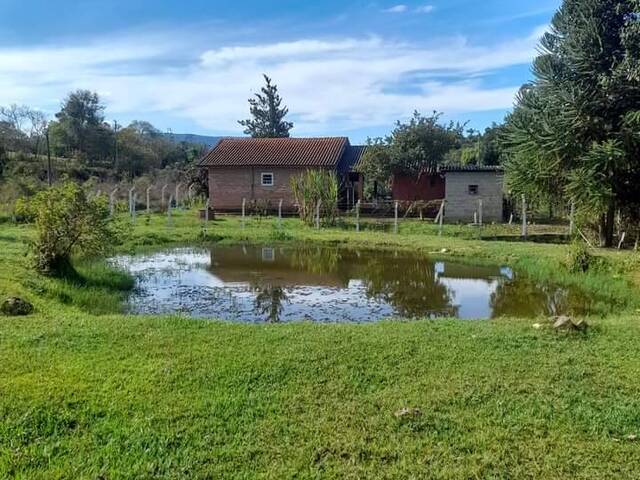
<box><xmin>503</xmin><ymin>0</ymin><xmax>640</xmax><ymax>247</ymax></box>
<box><xmin>239</xmin><ymin>75</ymin><xmax>294</xmax><ymax>138</ymax></box>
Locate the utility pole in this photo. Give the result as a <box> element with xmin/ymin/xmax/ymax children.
<box><xmin>46</xmin><ymin>125</ymin><xmax>52</xmax><ymax>187</ymax></box>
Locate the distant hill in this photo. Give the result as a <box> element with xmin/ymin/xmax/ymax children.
<box><xmin>163</xmin><ymin>133</ymin><xmax>223</xmax><ymax>149</ymax></box>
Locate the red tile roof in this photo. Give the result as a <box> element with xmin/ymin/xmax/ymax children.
<box><xmin>199</xmin><ymin>137</ymin><xmax>349</xmax><ymax>168</ymax></box>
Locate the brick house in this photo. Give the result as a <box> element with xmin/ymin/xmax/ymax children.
<box><xmin>199</xmin><ymin>137</ymin><xmax>366</xmax><ymax>211</ymax></box>
<box><xmin>392</xmin><ymin>166</ymin><xmax>504</xmax><ymax>222</ymax></box>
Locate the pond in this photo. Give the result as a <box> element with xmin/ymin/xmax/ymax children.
<box><xmin>111</xmin><ymin>245</ymin><xmax>593</xmax><ymax>323</ymax></box>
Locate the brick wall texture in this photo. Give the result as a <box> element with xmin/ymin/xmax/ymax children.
<box><xmin>208</xmin><ymin>167</ymin><xmax>326</xmax><ymax>210</ymax></box>
<box><xmin>444</xmin><ymin>172</ymin><xmax>504</xmax><ymax>222</ymax></box>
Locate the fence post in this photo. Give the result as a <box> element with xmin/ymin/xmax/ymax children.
<box><xmin>569</xmin><ymin>201</ymin><xmax>575</xmax><ymax>236</ymax></box>
<box><xmin>278</xmin><ymin>199</ymin><xmax>283</xmax><ymax>227</ymax></box>
<box><xmin>521</xmin><ymin>194</ymin><xmax>528</xmax><ymax>238</ymax></box>
<box><xmin>175</xmin><ymin>183</ymin><xmax>183</xmax><ymax>209</ymax></box>
<box><xmin>478</xmin><ymin>199</ymin><xmax>483</xmax><ymax>227</ymax></box>
<box><xmin>438</xmin><ymin>200</ymin><xmax>445</xmax><ymax>236</ymax></box>
<box><xmin>167</xmin><ymin>195</ymin><xmax>173</xmax><ymax>225</ymax></box>
<box><xmin>109</xmin><ymin>187</ymin><xmax>118</xmax><ymax>217</ymax></box>
<box><xmin>146</xmin><ymin>186</ymin><xmax>152</xmax><ymax>214</ymax></box>
<box><xmin>132</xmin><ymin>193</ymin><xmax>137</xmax><ymax>223</ymax></box>
<box><xmin>188</xmin><ymin>183</ymin><xmax>196</xmax><ymax>202</ymax></box>
<box><xmin>128</xmin><ymin>187</ymin><xmax>135</xmax><ymax>215</ymax></box>
<box><xmin>394</xmin><ymin>201</ymin><xmax>399</xmax><ymax>234</ymax></box>
<box><xmin>508</xmin><ymin>213</ymin><xmax>513</xmax><ymax>225</ymax></box>
<box><xmin>161</xmin><ymin>184</ymin><xmax>168</xmax><ymax>208</ymax></box>
<box><xmin>315</xmin><ymin>200</ymin><xmax>321</xmax><ymax>229</ymax></box>
<box><xmin>241</xmin><ymin>198</ymin><xmax>246</xmax><ymax>228</ymax></box>
<box><xmin>356</xmin><ymin>200</ymin><xmax>361</xmax><ymax>232</ymax></box>
<box><xmin>205</xmin><ymin>198</ymin><xmax>210</xmax><ymax>223</ymax></box>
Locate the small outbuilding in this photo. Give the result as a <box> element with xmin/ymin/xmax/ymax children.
<box><xmin>392</xmin><ymin>165</ymin><xmax>505</xmax><ymax>222</ymax></box>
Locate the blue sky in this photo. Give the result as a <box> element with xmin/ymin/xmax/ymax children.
<box><xmin>0</xmin><ymin>0</ymin><xmax>560</xmax><ymax>142</ymax></box>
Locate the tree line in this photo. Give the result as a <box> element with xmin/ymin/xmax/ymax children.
<box><xmin>0</xmin><ymin>90</ymin><xmax>205</xmax><ymax>185</ymax></box>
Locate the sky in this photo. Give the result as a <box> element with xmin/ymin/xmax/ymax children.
<box><xmin>0</xmin><ymin>0</ymin><xmax>561</xmax><ymax>143</ymax></box>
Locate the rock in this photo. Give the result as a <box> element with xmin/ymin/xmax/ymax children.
<box><xmin>395</xmin><ymin>407</ymin><xmax>422</xmax><ymax>419</ymax></box>
<box><xmin>1</xmin><ymin>297</ymin><xmax>34</xmax><ymax>316</ymax></box>
<box><xmin>532</xmin><ymin>323</ymin><xmax>543</xmax><ymax>329</ymax></box>
<box><xmin>552</xmin><ymin>316</ymin><xmax>588</xmax><ymax>332</ymax></box>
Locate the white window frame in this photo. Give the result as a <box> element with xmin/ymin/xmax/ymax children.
<box><xmin>261</xmin><ymin>172</ymin><xmax>274</xmax><ymax>187</ymax></box>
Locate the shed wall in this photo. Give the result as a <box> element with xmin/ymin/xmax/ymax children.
<box><xmin>444</xmin><ymin>172</ymin><xmax>504</xmax><ymax>222</ymax></box>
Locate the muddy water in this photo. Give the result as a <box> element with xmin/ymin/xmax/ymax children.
<box><xmin>111</xmin><ymin>245</ymin><xmax>593</xmax><ymax>322</ymax></box>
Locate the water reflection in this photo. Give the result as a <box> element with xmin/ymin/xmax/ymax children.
<box><xmin>111</xmin><ymin>245</ymin><xmax>594</xmax><ymax>322</ymax></box>
<box><xmin>254</xmin><ymin>285</ymin><xmax>289</xmax><ymax>323</ymax></box>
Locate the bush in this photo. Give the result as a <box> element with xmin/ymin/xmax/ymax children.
<box><xmin>566</xmin><ymin>240</ymin><xmax>592</xmax><ymax>273</ymax></box>
<box><xmin>26</xmin><ymin>182</ymin><xmax>120</xmax><ymax>275</ymax></box>
<box><xmin>290</xmin><ymin>170</ymin><xmax>339</xmax><ymax>226</ymax></box>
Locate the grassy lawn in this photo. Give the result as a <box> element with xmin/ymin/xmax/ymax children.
<box><xmin>1</xmin><ymin>211</ymin><xmax>640</xmax><ymax>478</ymax></box>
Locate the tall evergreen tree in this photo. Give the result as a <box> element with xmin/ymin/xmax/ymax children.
<box><xmin>503</xmin><ymin>0</ymin><xmax>640</xmax><ymax>246</ymax></box>
<box><xmin>239</xmin><ymin>75</ymin><xmax>293</xmax><ymax>138</ymax></box>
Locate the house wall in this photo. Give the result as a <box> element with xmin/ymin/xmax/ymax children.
<box><xmin>444</xmin><ymin>172</ymin><xmax>504</xmax><ymax>222</ymax></box>
<box><xmin>392</xmin><ymin>174</ymin><xmax>445</xmax><ymax>202</ymax></box>
<box><xmin>208</xmin><ymin>166</ymin><xmax>325</xmax><ymax>210</ymax></box>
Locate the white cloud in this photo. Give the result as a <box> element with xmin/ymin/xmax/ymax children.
<box><xmin>383</xmin><ymin>5</ymin><xmax>408</xmax><ymax>13</ymax></box>
<box><xmin>0</xmin><ymin>27</ymin><xmax>541</xmax><ymax>134</ymax></box>
<box><xmin>415</xmin><ymin>5</ymin><xmax>435</xmax><ymax>14</ymax></box>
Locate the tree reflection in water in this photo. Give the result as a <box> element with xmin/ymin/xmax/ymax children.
<box><xmin>356</xmin><ymin>255</ymin><xmax>458</xmax><ymax>318</ymax></box>
<box><xmin>254</xmin><ymin>285</ymin><xmax>289</xmax><ymax>323</ymax></box>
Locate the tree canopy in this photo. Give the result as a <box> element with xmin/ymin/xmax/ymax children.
<box><xmin>358</xmin><ymin>111</ymin><xmax>464</xmax><ymax>185</ymax></box>
<box><xmin>239</xmin><ymin>75</ymin><xmax>294</xmax><ymax>138</ymax></box>
<box><xmin>502</xmin><ymin>0</ymin><xmax>640</xmax><ymax>246</ymax></box>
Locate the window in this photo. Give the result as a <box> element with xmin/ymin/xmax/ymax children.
<box><xmin>261</xmin><ymin>247</ymin><xmax>275</xmax><ymax>262</ymax></box>
<box><xmin>261</xmin><ymin>172</ymin><xmax>274</xmax><ymax>187</ymax></box>
<box><xmin>468</xmin><ymin>185</ymin><xmax>479</xmax><ymax>195</ymax></box>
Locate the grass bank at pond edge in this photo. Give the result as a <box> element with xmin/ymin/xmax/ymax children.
<box><xmin>117</xmin><ymin>210</ymin><xmax>640</xmax><ymax>317</ymax></box>
<box><xmin>1</xmin><ymin>210</ymin><xmax>640</xmax><ymax>478</ymax></box>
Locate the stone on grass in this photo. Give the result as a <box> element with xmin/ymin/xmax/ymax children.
<box><xmin>395</xmin><ymin>407</ymin><xmax>422</xmax><ymax>419</ymax></box>
<box><xmin>1</xmin><ymin>297</ymin><xmax>34</xmax><ymax>316</ymax></box>
<box><xmin>552</xmin><ymin>315</ymin><xmax>588</xmax><ymax>332</ymax></box>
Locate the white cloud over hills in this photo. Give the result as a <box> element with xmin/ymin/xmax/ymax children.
<box><xmin>0</xmin><ymin>26</ymin><xmax>544</xmax><ymax>134</ymax></box>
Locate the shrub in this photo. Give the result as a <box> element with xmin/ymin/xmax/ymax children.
<box><xmin>290</xmin><ymin>170</ymin><xmax>339</xmax><ymax>226</ymax></box>
<box><xmin>566</xmin><ymin>240</ymin><xmax>592</xmax><ymax>273</ymax></box>
<box><xmin>26</xmin><ymin>182</ymin><xmax>120</xmax><ymax>275</ymax></box>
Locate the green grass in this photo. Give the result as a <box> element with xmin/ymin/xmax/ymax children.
<box><xmin>2</xmin><ymin>211</ymin><xmax>640</xmax><ymax>478</ymax></box>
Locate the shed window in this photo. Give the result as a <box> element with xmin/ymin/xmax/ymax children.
<box><xmin>261</xmin><ymin>173</ymin><xmax>274</xmax><ymax>187</ymax></box>
<box><xmin>468</xmin><ymin>185</ymin><xmax>479</xmax><ymax>195</ymax></box>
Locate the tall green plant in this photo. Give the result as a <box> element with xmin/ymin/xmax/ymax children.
<box><xmin>290</xmin><ymin>170</ymin><xmax>339</xmax><ymax>226</ymax></box>
<box><xmin>21</xmin><ymin>182</ymin><xmax>119</xmax><ymax>275</ymax></box>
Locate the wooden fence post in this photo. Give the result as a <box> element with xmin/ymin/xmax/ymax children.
<box><xmin>205</xmin><ymin>198</ymin><xmax>210</xmax><ymax>223</ymax></box>
<box><xmin>394</xmin><ymin>201</ymin><xmax>399</xmax><ymax>234</ymax></box>
<box><xmin>438</xmin><ymin>200</ymin><xmax>445</xmax><ymax>236</ymax></box>
<box><xmin>315</xmin><ymin>200</ymin><xmax>321</xmax><ymax>229</ymax></box>
<box><xmin>521</xmin><ymin>194</ymin><xmax>528</xmax><ymax>238</ymax></box>
<box><xmin>128</xmin><ymin>187</ymin><xmax>135</xmax><ymax>215</ymax></box>
<box><xmin>241</xmin><ymin>198</ymin><xmax>246</xmax><ymax>228</ymax></box>
<box><xmin>478</xmin><ymin>199</ymin><xmax>483</xmax><ymax>226</ymax></box>
<box><xmin>175</xmin><ymin>183</ymin><xmax>183</xmax><ymax>209</ymax></box>
<box><xmin>161</xmin><ymin>184</ymin><xmax>168</xmax><ymax>208</ymax></box>
<box><xmin>167</xmin><ymin>195</ymin><xmax>173</xmax><ymax>225</ymax></box>
<box><xmin>109</xmin><ymin>187</ymin><xmax>118</xmax><ymax>217</ymax></box>
<box><xmin>569</xmin><ymin>201</ymin><xmax>576</xmax><ymax>236</ymax></box>
<box><xmin>278</xmin><ymin>199</ymin><xmax>283</xmax><ymax>227</ymax></box>
<box><xmin>146</xmin><ymin>186</ymin><xmax>152</xmax><ymax>214</ymax></box>
<box><xmin>356</xmin><ymin>200</ymin><xmax>361</xmax><ymax>232</ymax></box>
<box><xmin>131</xmin><ymin>193</ymin><xmax>137</xmax><ymax>223</ymax></box>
